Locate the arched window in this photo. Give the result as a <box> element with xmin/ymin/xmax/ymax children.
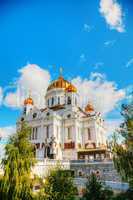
<box><xmin>58</xmin><ymin>97</ymin><xmax>60</xmax><ymax>104</ymax></box>
<box><xmin>33</xmin><ymin>113</ymin><xmax>37</xmax><ymax>118</ymax></box>
<box><xmin>23</xmin><ymin>107</ymin><xmax>26</xmax><ymax>115</ymax></box>
<box><xmin>48</xmin><ymin>99</ymin><xmax>50</xmax><ymax>106</ymax></box>
<box><xmin>46</xmin><ymin>126</ymin><xmax>49</xmax><ymax>138</ymax></box>
<box><xmin>67</xmin><ymin>96</ymin><xmax>71</xmax><ymax>105</ymax></box>
<box><xmin>44</xmin><ymin>146</ymin><xmax>50</xmax><ymax>158</ymax></box>
<box><xmin>67</xmin><ymin>127</ymin><xmax>72</xmax><ymax>140</ymax></box>
<box><xmin>88</xmin><ymin>128</ymin><xmax>91</xmax><ymax>140</ymax></box>
<box><xmin>51</xmin><ymin>97</ymin><xmax>54</xmax><ymax>106</ymax></box>
<box><xmin>75</xmin><ymin>97</ymin><xmax>77</xmax><ymax>105</ymax></box>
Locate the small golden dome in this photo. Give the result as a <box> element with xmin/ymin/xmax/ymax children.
<box><xmin>47</xmin><ymin>76</ymin><xmax>77</xmax><ymax>92</ymax></box>
<box><xmin>85</xmin><ymin>103</ymin><xmax>94</xmax><ymax>112</ymax></box>
<box><xmin>65</xmin><ymin>84</ymin><xmax>77</xmax><ymax>93</ymax></box>
<box><xmin>24</xmin><ymin>97</ymin><xmax>34</xmax><ymax>105</ymax></box>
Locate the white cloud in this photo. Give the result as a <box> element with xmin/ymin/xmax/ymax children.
<box><xmin>83</xmin><ymin>24</ymin><xmax>92</xmax><ymax>32</ymax></box>
<box><xmin>0</xmin><ymin>125</ymin><xmax>16</xmax><ymax>159</ymax></box>
<box><xmin>126</xmin><ymin>58</ymin><xmax>133</xmax><ymax>68</ymax></box>
<box><xmin>104</xmin><ymin>40</ymin><xmax>116</xmax><ymax>46</ymax></box>
<box><xmin>4</xmin><ymin>65</ymin><xmax>126</xmax><ymax>117</ymax></box>
<box><xmin>4</xmin><ymin>92</ymin><xmax>21</xmax><ymax>108</ymax></box>
<box><xmin>99</xmin><ymin>0</ymin><xmax>125</xmax><ymax>32</ymax></box>
<box><xmin>4</xmin><ymin>64</ymin><xmax>51</xmax><ymax>108</ymax></box>
<box><xmin>72</xmin><ymin>72</ymin><xmax>125</xmax><ymax>116</ymax></box>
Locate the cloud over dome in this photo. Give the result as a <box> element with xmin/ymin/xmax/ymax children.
<box><xmin>4</xmin><ymin>64</ymin><xmax>51</xmax><ymax>108</ymax></box>
<box><xmin>4</xmin><ymin>64</ymin><xmax>125</xmax><ymax>117</ymax></box>
<box><xmin>72</xmin><ymin>72</ymin><xmax>125</xmax><ymax>116</ymax></box>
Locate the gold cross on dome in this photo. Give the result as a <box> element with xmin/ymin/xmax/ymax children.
<box><xmin>59</xmin><ymin>67</ymin><xmax>63</xmax><ymax>77</ymax></box>
<box><xmin>28</xmin><ymin>89</ymin><xmax>32</xmax><ymax>98</ymax></box>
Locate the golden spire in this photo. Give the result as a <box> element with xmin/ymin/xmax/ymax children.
<box><xmin>28</xmin><ymin>89</ymin><xmax>32</xmax><ymax>98</ymax></box>
<box><xmin>59</xmin><ymin>67</ymin><xmax>63</xmax><ymax>77</ymax></box>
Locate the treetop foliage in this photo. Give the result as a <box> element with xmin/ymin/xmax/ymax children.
<box><xmin>112</xmin><ymin>97</ymin><xmax>133</xmax><ymax>188</ymax></box>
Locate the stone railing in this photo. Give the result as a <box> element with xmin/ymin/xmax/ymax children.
<box><xmin>74</xmin><ymin>178</ymin><xmax>129</xmax><ymax>192</ymax></box>
<box><xmin>32</xmin><ymin>159</ymin><xmax>71</xmax><ymax>177</ymax></box>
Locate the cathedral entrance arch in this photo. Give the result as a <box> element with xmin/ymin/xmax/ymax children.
<box><xmin>44</xmin><ymin>146</ymin><xmax>50</xmax><ymax>158</ymax></box>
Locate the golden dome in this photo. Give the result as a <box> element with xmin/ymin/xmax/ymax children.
<box><xmin>47</xmin><ymin>76</ymin><xmax>77</xmax><ymax>93</ymax></box>
<box><xmin>24</xmin><ymin>97</ymin><xmax>34</xmax><ymax>105</ymax></box>
<box><xmin>85</xmin><ymin>103</ymin><xmax>94</xmax><ymax>112</ymax></box>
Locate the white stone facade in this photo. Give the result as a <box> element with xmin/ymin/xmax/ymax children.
<box><xmin>17</xmin><ymin>76</ymin><xmax>107</xmax><ymax>160</ymax></box>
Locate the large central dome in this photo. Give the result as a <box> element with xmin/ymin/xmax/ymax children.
<box><xmin>47</xmin><ymin>76</ymin><xmax>77</xmax><ymax>93</ymax></box>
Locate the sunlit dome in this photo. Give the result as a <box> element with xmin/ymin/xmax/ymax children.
<box><xmin>47</xmin><ymin>76</ymin><xmax>77</xmax><ymax>93</ymax></box>
<box><xmin>24</xmin><ymin>97</ymin><xmax>34</xmax><ymax>105</ymax></box>
<box><xmin>85</xmin><ymin>103</ymin><xmax>94</xmax><ymax>112</ymax></box>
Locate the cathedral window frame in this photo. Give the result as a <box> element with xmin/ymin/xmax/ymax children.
<box><xmin>87</xmin><ymin>128</ymin><xmax>91</xmax><ymax>140</ymax></box>
<box><xmin>58</xmin><ymin>96</ymin><xmax>60</xmax><ymax>104</ymax></box>
<box><xmin>46</xmin><ymin>125</ymin><xmax>50</xmax><ymax>139</ymax></box>
<box><xmin>33</xmin><ymin>113</ymin><xmax>37</xmax><ymax>119</ymax></box>
<box><xmin>67</xmin><ymin>126</ymin><xmax>72</xmax><ymax>140</ymax></box>
<box><xmin>32</xmin><ymin>127</ymin><xmax>38</xmax><ymax>140</ymax></box>
<box><xmin>51</xmin><ymin>97</ymin><xmax>54</xmax><ymax>106</ymax></box>
<box><xmin>75</xmin><ymin>97</ymin><xmax>77</xmax><ymax>105</ymax></box>
<box><xmin>67</xmin><ymin>96</ymin><xmax>71</xmax><ymax>105</ymax></box>
<box><xmin>48</xmin><ymin>99</ymin><xmax>50</xmax><ymax>106</ymax></box>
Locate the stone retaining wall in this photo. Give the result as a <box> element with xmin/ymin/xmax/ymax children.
<box><xmin>33</xmin><ymin>160</ymin><xmax>121</xmax><ymax>182</ymax></box>
<box><xmin>70</xmin><ymin>161</ymin><xmax>121</xmax><ymax>182</ymax></box>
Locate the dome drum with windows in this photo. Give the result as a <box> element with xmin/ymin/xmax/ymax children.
<box><xmin>45</xmin><ymin>71</ymin><xmax>78</xmax><ymax>108</ymax></box>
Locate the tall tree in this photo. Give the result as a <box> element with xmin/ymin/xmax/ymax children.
<box><xmin>0</xmin><ymin>122</ymin><xmax>36</xmax><ymax>200</ymax></box>
<box><xmin>82</xmin><ymin>173</ymin><xmax>113</xmax><ymax>200</ymax></box>
<box><xmin>38</xmin><ymin>165</ymin><xmax>77</xmax><ymax>200</ymax></box>
<box><xmin>112</xmin><ymin>97</ymin><xmax>133</xmax><ymax>188</ymax></box>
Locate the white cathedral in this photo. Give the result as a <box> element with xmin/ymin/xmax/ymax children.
<box><xmin>17</xmin><ymin>73</ymin><xmax>108</xmax><ymax>161</ymax></box>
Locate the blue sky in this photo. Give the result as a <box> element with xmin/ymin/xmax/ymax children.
<box><xmin>0</xmin><ymin>0</ymin><xmax>132</xmax><ymax>133</ymax></box>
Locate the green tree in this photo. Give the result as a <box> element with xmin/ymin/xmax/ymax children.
<box><xmin>112</xmin><ymin>98</ymin><xmax>133</xmax><ymax>187</ymax></box>
<box><xmin>82</xmin><ymin>173</ymin><xmax>113</xmax><ymax>200</ymax></box>
<box><xmin>38</xmin><ymin>166</ymin><xmax>77</xmax><ymax>200</ymax></box>
<box><xmin>113</xmin><ymin>189</ymin><xmax>133</xmax><ymax>200</ymax></box>
<box><xmin>0</xmin><ymin>122</ymin><xmax>36</xmax><ymax>200</ymax></box>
